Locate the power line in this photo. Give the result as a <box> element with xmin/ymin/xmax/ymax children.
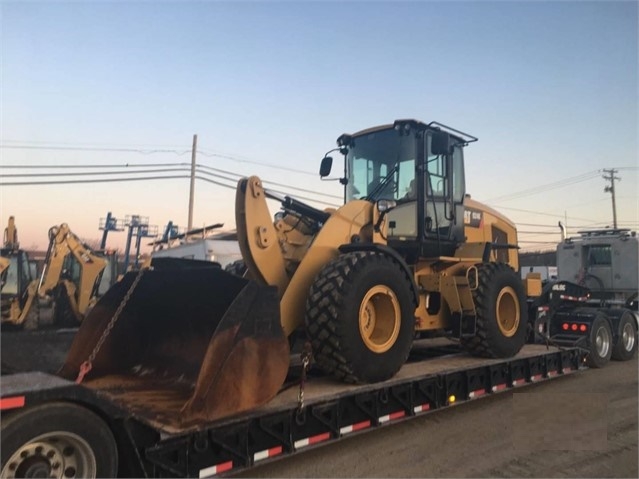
<box><xmin>484</xmin><ymin>170</ymin><xmax>601</xmax><ymax>203</ymax></box>
<box><xmin>0</xmin><ymin>143</ymin><xmax>321</xmax><ymax>177</ymax></box>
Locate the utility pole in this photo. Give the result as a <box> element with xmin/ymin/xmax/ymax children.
<box><xmin>602</xmin><ymin>168</ymin><xmax>620</xmax><ymax>229</ymax></box>
<box><xmin>188</xmin><ymin>134</ymin><xmax>198</xmax><ymax>232</ymax></box>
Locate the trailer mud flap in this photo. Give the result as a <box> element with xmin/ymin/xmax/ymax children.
<box><xmin>58</xmin><ymin>258</ymin><xmax>289</xmax><ymax>425</ymax></box>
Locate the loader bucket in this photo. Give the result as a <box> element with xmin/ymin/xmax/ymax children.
<box><xmin>59</xmin><ymin>258</ymin><xmax>289</xmax><ymax>425</ymax></box>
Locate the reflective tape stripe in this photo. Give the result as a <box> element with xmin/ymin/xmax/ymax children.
<box><xmin>563</xmin><ymin>367</ymin><xmax>573</xmax><ymax>374</ymax></box>
<box><xmin>491</xmin><ymin>383</ymin><xmax>507</xmax><ymax>392</ymax></box>
<box><xmin>413</xmin><ymin>403</ymin><xmax>431</xmax><ymax>414</ymax></box>
<box><xmin>294</xmin><ymin>432</ymin><xmax>330</xmax><ymax>449</ymax></box>
<box><xmin>340</xmin><ymin>420</ymin><xmax>371</xmax><ymax>435</ymax></box>
<box><xmin>254</xmin><ymin>446</ymin><xmax>283</xmax><ymax>462</ymax></box>
<box><xmin>199</xmin><ymin>461</ymin><xmax>233</xmax><ymax>478</ymax></box>
<box><xmin>469</xmin><ymin>389</ymin><xmax>486</xmax><ymax>399</ymax></box>
<box><xmin>0</xmin><ymin>396</ymin><xmax>25</xmax><ymax>410</ymax></box>
<box><xmin>531</xmin><ymin>374</ymin><xmax>543</xmax><ymax>382</ymax></box>
<box><xmin>512</xmin><ymin>379</ymin><xmax>526</xmax><ymax>386</ymax></box>
<box><xmin>379</xmin><ymin>410</ymin><xmax>405</xmax><ymax>424</ymax></box>
<box><xmin>547</xmin><ymin>370</ymin><xmax>559</xmax><ymax>377</ymax></box>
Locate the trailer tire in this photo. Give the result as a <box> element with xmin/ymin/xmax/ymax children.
<box><xmin>1</xmin><ymin>402</ymin><xmax>117</xmax><ymax>479</ymax></box>
<box><xmin>461</xmin><ymin>263</ymin><xmax>528</xmax><ymax>358</ymax></box>
<box><xmin>587</xmin><ymin>314</ymin><xmax>613</xmax><ymax>368</ymax></box>
<box><xmin>611</xmin><ymin>312</ymin><xmax>638</xmax><ymax>361</ymax></box>
<box><xmin>305</xmin><ymin>251</ymin><xmax>416</xmax><ymax>383</ymax></box>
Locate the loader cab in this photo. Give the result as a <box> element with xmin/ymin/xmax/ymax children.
<box><xmin>334</xmin><ymin>120</ymin><xmax>473</xmax><ymax>262</ymax></box>
<box><xmin>0</xmin><ymin>249</ymin><xmax>33</xmax><ymax>318</ymax></box>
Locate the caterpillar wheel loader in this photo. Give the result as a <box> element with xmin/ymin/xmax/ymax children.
<box><xmin>60</xmin><ymin>119</ymin><xmax>533</xmax><ymax>426</ymax></box>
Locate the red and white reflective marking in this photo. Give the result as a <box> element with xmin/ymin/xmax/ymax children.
<box><xmin>512</xmin><ymin>378</ymin><xmax>527</xmax><ymax>387</ymax></box>
<box><xmin>531</xmin><ymin>374</ymin><xmax>543</xmax><ymax>382</ymax></box>
<box><xmin>413</xmin><ymin>403</ymin><xmax>431</xmax><ymax>414</ymax></box>
<box><xmin>491</xmin><ymin>383</ymin><xmax>508</xmax><ymax>392</ymax></box>
<box><xmin>198</xmin><ymin>461</ymin><xmax>233</xmax><ymax>478</ymax></box>
<box><xmin>547</xmin><ymin>370</ymin><xmax>559</xmax><ymax>377</ymax></box>
<box><xmin>563</xmin><ymin>367</ymin><xmax>573</xmax><ymax>374</ymax></box>
<box><xmin>0</xmin><ymin>396</ymin><xmax>25</xmax><ymax>410</ymax></box>
<box><xmin>559</xmin><ymin>294</ymin><xmax>588</xmax><ymax>302</ymax></box>
<box><xmin>379</xmin><ymin>410</ymin><xmax>405</xmax><ymax>424</ymax></box>
<box><xmin>468</xmin><ymin>389</ymin><xmax>486</xmax><ymax>399</ymax></box>
<box><xmin>254</xmin><ymin>446</ymin><xmax>283</xmax><ymax>463</ymax></box>
<box><xmin>294</xmin><ymin>432</ymin><xmax>330</xmax><ymax>450</ymax></box>
<box><xmin>340</xmin><ymin>420</ymin><xmax>371</xmax><ymax>435</ymax></box>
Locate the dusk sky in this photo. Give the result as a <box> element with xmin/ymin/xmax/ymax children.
<box><xmin>1</xmin><ymin>1</ymin><xmax>637</xmax><ymax>254</ymax></box>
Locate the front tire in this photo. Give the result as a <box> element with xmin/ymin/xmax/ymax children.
<box><xmin>1</xmin><ymin>402</ymin><xmax>117</xmax><ymax>478</ymax></box>
<box><xmin>461</xmin><ymin>263</ymin><xmax>528</xmax><ymax>358</ymax></box>
<box><xmin>305</xmin><ymin>251</ymin><xmax>416</xmax><ymax>383</ymax></box>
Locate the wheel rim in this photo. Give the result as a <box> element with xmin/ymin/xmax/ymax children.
<box><xmin>359</xmin><ymin>285</ymin><xmax>401</xmax><ymax>353</ymax></box>
<box><xmin>496</xmin><ymin>286</ymin><xmax>520</xmax><ymax>337</ymax></box>
<box><xmin>594</xmin><ymin>325</ymin><xmax>611</xmax><ymax>358</ymax></box>
<box><xmin>621</xmin><ymin>322</ymin><xmax>636</xmax><ymax>352</ymax></box>
<box><xmin>1</xmin><ymin>432</ymin><xmax>96</xmax><ymax>479</ymax></box>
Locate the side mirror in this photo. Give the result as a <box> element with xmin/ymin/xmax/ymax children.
<box><xmin>319</xmin><ymin>156</ymin><xmax>333</xmax><ymax>177</ymax></box>
<box><xmin>431</xmin><ymin>131</ymin><xmax>452</xmax><ymax>156</ymax></box>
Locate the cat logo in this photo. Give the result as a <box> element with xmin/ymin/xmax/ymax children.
<box><xmin>464</xmin><ymin>208</ymin><xmax>483</xmax><ymax>228</ymax></box>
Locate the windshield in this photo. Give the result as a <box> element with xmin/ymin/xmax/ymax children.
<box><xmin>345</xmin><ymin>128</ymin><xmax>416</xmax><ymax>202</ymax></box>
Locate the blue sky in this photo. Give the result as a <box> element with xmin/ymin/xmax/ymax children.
<box><xmin>1</xmin><ymin>0</ymin><xmax>637</xmax><ymax>253</ymax></box>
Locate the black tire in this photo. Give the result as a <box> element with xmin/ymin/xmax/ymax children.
<box><xmin>52</xmin><ymin>287</ymin><xmax>78</xmax><ymax>328</ymax></box>
<box><xmin>461</xmin><ymin>263</ymin><xmax>528</xmax><ymax>358</ymax></box>
<box><xmin>224</xmin><ymin>259</ymin><xmax>247</xmax><ymax>277</ymax></box>
<box><xmin>587</xmin><ymin>314</ymin><xmax>613</xmax><ymax>368</ymax></box>
<box><xmin>611</xmin><ymin>312</ymin><xmax>638</xmax><ymax>361</ymax></box>
<box><xmin>305</xmin><ymin>251</ymin><xmax>416</xmax><ymax>383</ymax></box>
<box><xmin>1</xmin><ymin>402</ymin><xmax>117</xmax><ymax>478</ymax></box>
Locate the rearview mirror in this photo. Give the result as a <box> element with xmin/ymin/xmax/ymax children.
<box><xmin>319</xmin><ymin>156</ymin><xmax>333</xmax><ymax>177</ymax></box>
<box><xmin>431</xmin><ymin>131</ymin><xmax>452</xmax><ymax>156</ymax></box>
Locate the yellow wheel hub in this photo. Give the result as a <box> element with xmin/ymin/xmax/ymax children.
<box><xmin>359</xmin><ymin>285</ymin><xmax>401</xmax><ymax>353</ymax></box>
<box><xmin>496</xmin><ymin>286</ymin><xmax>520</xmax><ymax>337</ymax></box>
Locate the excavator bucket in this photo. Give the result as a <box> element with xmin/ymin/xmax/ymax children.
<box><xmin>59</xmin><ymin>258</ymin><xmax>290</xmax><ymax>427</ymax></box>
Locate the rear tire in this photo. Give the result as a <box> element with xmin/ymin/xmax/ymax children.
<box><xmin>461</xmin><ymin>263</ymin><xmax>528</xmax><ymax>358</ymax></box>
<box><xmin>611</xmin><ymin>312</ymin><xmax>637</xmax><ymax>361</ymax></box>
<box><xmin>52</xmin><ymin>287</ymin><xmax>78</xmax><ymax>328</ymax></box>
<box><xmin>1</xmin><ymin>402</ymin><xmax>117</xmax><ymax>478</ymax></box>
<box><xmin>587</xmin><ymin>314</ymin><xmax>613</xmax><ymax>368</ymax></box>
<box><xmin>305</xmin><ymin>251</ymin><xmax>416</xmax><ymax>383</ymax></box>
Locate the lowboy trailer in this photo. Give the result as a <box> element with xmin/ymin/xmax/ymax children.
<box><xmin>1</xmin><ymin>342</ymin><xmax>585</xmax><ymax>478</ymax></box>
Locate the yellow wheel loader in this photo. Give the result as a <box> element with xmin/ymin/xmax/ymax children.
<box><xmin>60</xmin><ymin>120</ymin><xmax>535</xmax><ymax>427</ymax></box>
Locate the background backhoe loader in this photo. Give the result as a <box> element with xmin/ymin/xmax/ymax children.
<box><xmin>1</xmin><ymin>217</ymin><xmax>38</xmax><ymax>329</ymax></box>
<box><xmin>1</xmin><ymin>219</ymin><xmax>118</xmax><ymax>328</ymax></box>
<box><xmin>60</xmin><ymin>119</ymin><xmax>536</xmax><ymax>426</ymax></box>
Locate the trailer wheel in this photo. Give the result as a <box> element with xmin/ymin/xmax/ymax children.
<box><xmin>461</xmin><ymin>263</ymin><xmax>528</xmax><ymax>358</ymax></box>
<box><xmin>587</xmin><ymin>315</ymin><xmax>613</xmax><ymax>368</ymax></box>
<box><xmin>1</xmin><ymin>402</ymin><xmax>117</xmax><ymax>479</ymax></box>
<box><xmin>611</xmin><ymin>312</ymin><xmax>637</xmax><ymax>361</ymax></box>
<box><xmin>305</xmin><ymin>251</ymin><xmax>416</xmax><ymax>383</ymax></box>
